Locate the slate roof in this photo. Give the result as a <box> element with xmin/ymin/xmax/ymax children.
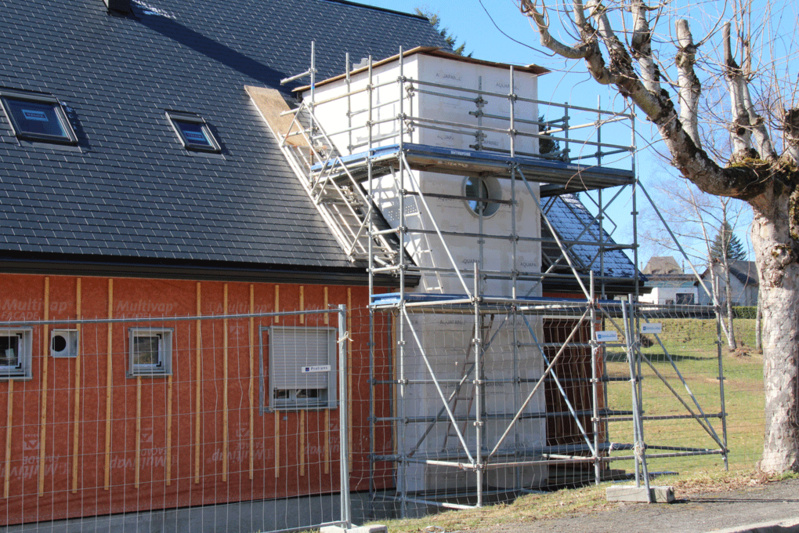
<box><xmin>542</xmin><ymin>194</ymin><xmax>636</xmax><ymax>280</ymax></box>
<box><xmin>643</xmin><ymin>256</ymin><xmax>682</xmax><ymax>275</ymax></box>
<box><xmin>0</xmin><ymin>0</ymin><xmax>446</xmax><ymax>276</ymax></box>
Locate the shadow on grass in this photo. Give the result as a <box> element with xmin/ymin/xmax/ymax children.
<box><xmin>605</xmin><ymin>352</ymin><xmax>714</xmax><ymax>363</ymax></box>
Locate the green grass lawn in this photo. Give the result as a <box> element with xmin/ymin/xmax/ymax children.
<box><xmin>604</xmin><ymin>317</ymin><xmax>764</xmax><ymax>475</ymax></box>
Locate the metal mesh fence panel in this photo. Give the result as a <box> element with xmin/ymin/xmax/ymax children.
<box><xmin>0</xmin><ymin>307</ymin><xmax>349</xmax><ymax>533</ymax></box>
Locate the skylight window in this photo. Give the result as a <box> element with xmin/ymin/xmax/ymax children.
<box><xmin>166</xmin><ymin>111</ymin><xmax>221</xmax><ymax>153</ymax></box>
<box><xmin>0</xmin><ymin>89</ymin><xmax>77</xmax><ymax>145</ymax></box>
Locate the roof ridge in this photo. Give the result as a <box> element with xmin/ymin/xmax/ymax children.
<box><xmin>318</xmin><ymin>0</ymin><xmax>427</xmax><ymax>20</ymax></box>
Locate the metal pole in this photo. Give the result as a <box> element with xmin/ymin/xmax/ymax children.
<box><xmin>717</xmin><ymin>310</ymin><xmax>729</xmax><ymax>470</ymax></box>
<box><xmin>590</xmin><ymin>273</ymin><xmax>601</xmax><ymax>485</ymax></box>
<box><xmin>510</xmin><ymin>65</ymin><xmax>518</xmax><ymax>301</ymax></box>
<box><xmin>367</xmin><ymin>53</ymin><xmax>377</xmax><ymax>513</ymax></box>
<box><xmin>473</xmin><ymin>263</ymin><xmax>484</xmax><ymax>507</ymax></box>
<box><xmin>338</xmin><ymin>305</ymin><xmax>352</xmax><ymax>528</ymax></box>
<box><xmin>346</xmin><ymin>53</ymin><xmax>352</xmax><ymax>155</ymax></box>
<box><xmin>622</xmin><ymin>301</ymin><xmax>652</xmax><ymax>501</ymax></box>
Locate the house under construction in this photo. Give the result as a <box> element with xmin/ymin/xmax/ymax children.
<box><xmin>0</xmin><ymin>0</ymin><xmax>730</xmax><ymax>530</ymax></box>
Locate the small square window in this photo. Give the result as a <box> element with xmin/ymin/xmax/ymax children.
<box><xmin>0</xmin><ymin>328</ymin><xmax>33</xmax><ymax>380</ymax></box>
<box><xmin>166</xmin><ymin>111</ymin><xmax>220</xmax><ymax>153</ymax></box>
<box><xmin>128</xmin><ymin>328</ymin><xmax>172</xmax><ymax>377</ymax></box>
<box><xmin>260</xmin><ymin>326</ymin><xmax>337</xmax><ymax>411</ymax></box>
<box><xmin>0</xmin><ymin>89</ymin><xmax>77</xmax><ymax>145</ymax></box>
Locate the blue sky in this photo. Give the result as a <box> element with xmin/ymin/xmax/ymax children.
<box><xmin>353</xmin><ymin>0</ymin><xmax>777</xmax><ymax>266</ymax></box>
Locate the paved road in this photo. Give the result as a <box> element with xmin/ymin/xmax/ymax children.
<box><xmin>483</xmin><ymin>478</ymin><xmax>799</xmax><ymax>532</ymax></box>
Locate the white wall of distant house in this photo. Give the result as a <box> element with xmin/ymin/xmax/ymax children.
<box><xmin>639</xmin><ymin>286</ymin><xmax>698</xmax><ymax>305</ymax></box>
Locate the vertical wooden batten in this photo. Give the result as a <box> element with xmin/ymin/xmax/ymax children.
<box><xmin>324</xmin><ymin>287</ymin><xmax>329</xmax><ymax>325</ymax></box>
<box><xmin>135</xmin><ymin>377</ymin><xmax>142</xmax><ymax>489</ymax></box>
<box><xmin>347</xmin><ymin>288</ymin><xmax>353</xmax><ymax>468</ymax></box>
<box><xmin>104</xmin><ymin>279</ymin><xmax>113</xmax><ymax>490</ymax></box>
<box><xmin>299</xmin><ymin>410</ymin><xmax>306</xmax><ymax>477</ymax></box>
<box><xmin>4</xmin><ymin>380</ymin><xmax>13</xmax><ymax>499</ymax></box>
<box><xmin>222</xmin><ymin>284</ymin><xmax>229</xmax><ymax>483</ymax></box>
<box><xmin>274</xmin><ymin>414</ymin><xmax>280</xmax><ymax>478</ymax></box>
<box><xmin>248</xmin><ymin>284</ymin><xmax>255</xmax><ymax>480</ymax></box>
<box><xmin>299</xmin><ymin>286</ymin><xmax>305</xmax><ymax>324</ymax></box>
<box><xmin>274</xmin><ymin>285</ymin><xmax>280</xmax><ymax>324</ymax></box>
<box><xmin>38</xmin><ymin>277</ymin><xmax>50</xmax><ymax>497</ymax></box>
<box><xmin>71</xmin><ymin>278</ymin><xmax>82</xmax><ymax>494</ymax></box>
<box><xmin>166</xmin><ymin>374</ymin><xmax>173</xmax><ymax>486</ymax></box>
<box><xmin>324</xmin><ymin>410</ymin><xmax>330</xmax><ymax>475</ymax></box>
<box><xmin>194</xmin><ymin>282</ymin><xmax>202</xmax><ymax>485</ymax></box>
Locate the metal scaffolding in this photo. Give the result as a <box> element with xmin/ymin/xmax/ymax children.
<box><xmin>268</xmin><ymin>45</ymin><xmax>729</xmax><ymax>516</ymax></box>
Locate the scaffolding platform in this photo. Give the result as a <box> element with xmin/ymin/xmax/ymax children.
<box><xmin>310</xmin><ymin>143</ymin><xmax>635</xmax><ymax>197</ymax></box>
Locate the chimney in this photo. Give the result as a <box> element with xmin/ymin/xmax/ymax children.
<box><xmin>104</xmin><ymin>0</ymin><xmax>131</xmax><ymax>13</ymax></box>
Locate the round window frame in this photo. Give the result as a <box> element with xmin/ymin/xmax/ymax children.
<box><xmin>463</xmin><ymin>176</ymin><xmax>502</xmax><ymax>218</ymax></box>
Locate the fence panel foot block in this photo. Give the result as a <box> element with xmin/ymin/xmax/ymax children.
<box><xmin>606</xmin><ymin>486</ymin><xmax>675</xmax><ymax>503</ymax></box>
<box><xmin>321</xmin><ymin>526</ymin><xmax>388</xmax><ymax>533</ymax></box>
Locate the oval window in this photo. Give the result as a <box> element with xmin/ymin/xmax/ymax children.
<box><xmin>464</xmin><ymin>176</ymin><xmax>501</xmax><ymax>217</ymax></box>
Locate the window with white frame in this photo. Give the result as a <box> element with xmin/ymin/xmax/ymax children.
<box><xmin>262</xmin><ymin>326</ymin><xmax>337</xmax><ymax>410</ymax></box>
<box><xmin>0</xmin><ymin>328</ymin><xmax>33</xmax><ymax>380</ymax></box>
<box><xmin>128</xmin><ymin>328</ymin><xmax>172</xmax><ymax>377</ymax></box>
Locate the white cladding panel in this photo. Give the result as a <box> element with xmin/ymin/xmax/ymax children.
<box><xmin>400</xmin><ymin>314</ymin><xmax>548</xmax><ymax>492</ymax></box>
<box><xmin>305</xmin><ymin>53</ymin><xmax>546</xmax><ymax>492</ymax></box>
<box><xmin>307</xmin><ymin>53</ymin><xmax>540</xmax><ymax>156</ymax></box>
<box><xmin>414</xmin><ymin>54</ymin><xmax>539</xmax><ymax>154</ymax></box>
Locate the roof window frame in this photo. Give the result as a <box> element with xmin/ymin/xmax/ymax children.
<box><xmin>0</xmin><ymin>89</ymin><xmax>78</xmax><ymax>145</ymax></box>
<box><xmin>165</xmin><ymin>110</ymin><xmax>221</xmax><ymax>153</ymax></box>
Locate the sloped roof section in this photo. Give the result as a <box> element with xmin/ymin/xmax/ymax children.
<box><xmin>643</xmin><ymin>256</ymin><xmax>682</xmax><ymax>275</ymax></box>
<box><xmin>542</xmin><ymin>194</ymin><xmax>636</xmax><ymax>279</ymax></box>
<box><xmin>729</xmin><ymin>260</ymin><xmax>758</xmax><ymax>286</ymax></box>
<box><xmin>0</xmin><ymin>0</ymin><xmax>446</xmax><ymax>272</ymax></box>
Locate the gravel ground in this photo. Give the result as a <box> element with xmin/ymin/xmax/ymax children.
<box><xmin>482</xmin><ymin>478</ymin><xmax>799</xmax><ymax>532</ymax></box>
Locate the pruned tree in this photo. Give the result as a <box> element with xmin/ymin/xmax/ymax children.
<box><xmin>519</xmin><ymin>0</ymin><xmax>799</xmax><ymax>472</ymax></box>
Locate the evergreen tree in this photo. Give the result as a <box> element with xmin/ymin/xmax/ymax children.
<box><xmin>711</xmin><ymin>222</ymin><xmax>746</xmax><ymax>262</ymax></box>
<box><xmin>415</xmin><ymin>9</ymin><xmax>471</xmax><ymax>57</ymax></box>
<box><xmin>538</xmin><ymin>114</ymin><xmax>560</xmax><ymax>157</ymax></box>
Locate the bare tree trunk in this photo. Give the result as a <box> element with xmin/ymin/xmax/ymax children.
<box><xmin>756</xmin><ymin>292</ymin><xmax>762</xmax><ymax>351</ymax></box>
<box><xmin>752</xmin><ymin>196</ymin><xmax>799</xmax><ymax>473</ymax></box>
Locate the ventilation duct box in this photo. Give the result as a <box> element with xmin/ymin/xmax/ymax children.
<box><xmin>51</xmin><ymin>329</ymin><xmax>79</xmax><ymax>358</ymax></box>
<box><xmin>104</xmin><ymin>0</ymin><xmax>131</xmax><ymax>13</ymax></box>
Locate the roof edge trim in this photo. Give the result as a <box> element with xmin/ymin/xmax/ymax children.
<box><xmin>295</xmin><ymin>46</ymin><xmax>549</xmax><ymax>93</ymax></box>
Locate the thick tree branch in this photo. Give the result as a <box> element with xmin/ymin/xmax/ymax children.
<box><xmin>724</xmin><ymin>22</ymin><xmax>755</xmax><ymax>159</ymax></box>
<box><xmin>675</xmin><ymin>19</ymin><xmax>701</xmax><ymax>147</ymax></box>
<box><xmin>630</xmin><ymin>0</ymin><xmax>660</xmax><ymax>94</ymax></box>
<box><xmin>520</xmin><ymin>0</ymin><xmax>591</xmax><ymax>59</ymax></box>
<box><xmin>520</xmin><ymin>5</ymin><xmax>768</xmax><ymax>201</ymax></box>
<box><xmin>785</xmin><ymin>108</ymin><xmax>799</xmax><ymax>166</ymax></box>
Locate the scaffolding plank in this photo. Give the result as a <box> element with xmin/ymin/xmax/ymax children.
<box><xmin>244</xmin><ymin>86</ymin><xmax>308</xmax><ymax>148</ymax></box>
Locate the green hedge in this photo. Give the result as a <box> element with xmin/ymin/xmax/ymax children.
<box><xmin>733</xmin><ymin>306</ymin><xmax>758</xmax><ymax>319</ymax></box>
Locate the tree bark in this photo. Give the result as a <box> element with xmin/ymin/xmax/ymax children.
<box><xmin>756</xmin><ymin>292</ymin><xmax>762</xmax><ymax>351</ymax></box>
<box><xmin>751</xmin><ymin>192</ymin><xmax>799</xmax><ymax>473</ymax></box>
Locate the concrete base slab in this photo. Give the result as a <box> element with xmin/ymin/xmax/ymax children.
<box><xmin>606</xmin><ymin>485</ymin><xmax>675</xmax><ymax>503</ymax></box>
<box><xmin>321</xmin><ymin>526</ymin><xmax>388</xmax><ymax>533</ymax></box>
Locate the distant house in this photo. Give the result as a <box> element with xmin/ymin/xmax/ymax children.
<box><xmin>639</xmin><ymin>256</ymin><xmax>698</xmax><ymax>305</ymax></box>
<box><xmin>696</xmin><ymin>260</ymin><xmax>759</xmax><ymax>306</ymax></box>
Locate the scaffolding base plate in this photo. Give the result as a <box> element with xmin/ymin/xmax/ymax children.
<box><xmin>606</xmin><ymin>485</ymin><xmax>675</xmax><ymax>503</ymax></box>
